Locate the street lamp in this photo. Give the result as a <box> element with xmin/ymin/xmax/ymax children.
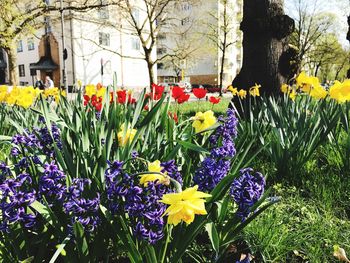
<box><xmin>60</xmin><ymin>0</ymin><xmax>68</xmax><ymax>92</ymax></box>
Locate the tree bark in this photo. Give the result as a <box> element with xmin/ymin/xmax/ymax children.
<box><xmin>144</xmin><ymin>50</ymin><xmax>155</xmax><ymax>87</ymax></box>
<box><xmin>232</xmin><ymin>0</ymin><xmax>294</xmax><ymax>96</ymax></box>
<box><xmin>6</xmin><ymin>44</ymin><xmax>19</xmax><ymax>86</ymax></box>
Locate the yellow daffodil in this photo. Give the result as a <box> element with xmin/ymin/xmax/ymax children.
<box><xmin>0</xmin><ymin>85</ymin><xmax>8</xmax><ymax>102</ymax></box>
<box><xmin>309</xmin><ymin>85</ymin><xmax>328</xmax><ymax>100</ymax></box>
<box><xmin>249</xmin><ymin>83</ymin><xmax>261</xmax><ymax>97</ymax></box>
<box><xmin>296</xmin><ymin>72</ymin><xmax>320</xmax><ymax>93</ymax></box>
<box><xmin>281</xmin><ymin>84</ymin><xmax>289</xmax><ymax>94</ymax></box>
<box><xmin>96</xmin><ymin>87</ymin><xmax>106</xmax><ymax>98</ymax></box>
<box><xmin>117</xmin><ymin>124</ymin><xmax>137</xmax><ymax>146</ymax></box>
<box><xmin>329</xmin><ymin>80</ymin><xmax>350</xmax><ymax>103</ymax></box>
<box><xmin>289</xmin><ymin>89</ymin><xmax>297</xmax><ymax>101</ymax></box>
<box><xmin>227</xmin><ymin>86</ymin><xmax>238</xmax><ymax>95</ymax></box>
<box><xmin>85</xmin><ymin>84</ymin><xmax>97</xmax><ymax>98</ymax></box>
<box><xmin>192</xmin><ymin>110</ymin><xmax>216</xmax><ymax>133</ymax></box>
<box><xmin>160</xmin><ymin>185</ymin><xmax>211</xmax><ymax>226</ymax></box>
<box><xmin>237</xmin><ymin>89</ymin><xmax>247</xmax><ymax>99</ymax></box>
<box><xmin>139</xmin><ymin>160</ymin><xmax>169</xmax><ymax>186</ymax></box>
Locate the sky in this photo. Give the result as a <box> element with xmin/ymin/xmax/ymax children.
<box><xmin>284</xmin><ymin>0</ymin><xmax>350</xmax><ymax>48</ymax></box>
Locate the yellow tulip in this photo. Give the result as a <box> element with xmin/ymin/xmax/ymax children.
<box><xmin>192</xmin><ymin>110</ymin><xmax>216</xmax><ymax>133</ymax></box>
<box><xmin>160</xmin><ymin>185</ymin><xmax>211</xmax><ymax>226</ymax></box>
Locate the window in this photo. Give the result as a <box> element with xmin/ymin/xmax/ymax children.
<box><xmin>131</xmin><ymin>8</ymin><xmax>140</xmax><ymax>26</ymax></box>
<box><xmin>19</xmin><ymin>65</ymin><xmax>25</xmax><ymax>77</ymax></box>
<box><xmin>17</xmin><ymin>40</ymin><xmax>23</xmax><ymax>52</ymax></box>
<box><xmin>181</xmin><ymin>17</ymin><xmax>190</xmax><ymax>26</ymax></box>
<box><xmin>98</xmin><ymin>0</ymin><xmax>109</xmax><ymax>19</ymax></box>
<box><xmin>181</xmin><ymin>3</ymin><xmax>192</xmax><ymax>11</ymax></box>
<box><xmin>157</xmin><ymin>47</ymin><xmax>166</xmax><ymax>55</ymax></box>
<box><xmin>27</xmin><ymin>38</ymin><xmax>35</xmax><ymax>51</ymax></box>
<box><xmin>131</xmin><ymin>37</ymin><xmax>140</xmax><ymax>50</ymax></box>
<box><xmin>99</xmin><ymin>32</ymin><xmax>110</xmax><ymax>46</ymax></box>
<box><xmin>157</xmin><ymin>63</ymin><xmax>164</xmax><ymax>69</ymax></box>
<box><xmin>157</xmin><ymin>34</ymin><xmax>166</xmax><ymax>40</ymax></box>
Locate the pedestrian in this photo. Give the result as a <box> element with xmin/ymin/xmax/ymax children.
<box><xmin>45</xmin><ymin>76</ymin><xmax>54</xmax><ymax>88</ymax></box>
<box><xmin>34</xmin><ymin>76</ymin><xmax>45</xmax><ymax>90</ymax></box>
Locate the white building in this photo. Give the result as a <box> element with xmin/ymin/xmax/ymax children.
<box><xmin>2</xmin><ymin>1</ymin><xmax>154</xmax><ymax>90</ymax></box>
<box><xmin>157</xmin><ymin>0</ymin><xmax>243</xmax><ymax>88</ymax></box>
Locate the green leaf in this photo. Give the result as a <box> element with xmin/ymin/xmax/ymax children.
<box><xmin>205</xmin><ymin>222</ymin><xmax>220</xmax><ymax>253</ymax></box>
<box><xmin>49</xmin><ymin>236</ymin><xmax>70</xmax><ymax>263</ymax></box>
<box><xmin>176</xmin><ymin>140</ymin><xmax>209</xmax><ymax>154</ymax></box>
<box><xmin>73</xmin><ymin>222</ymin><xmax>89</xmax><ymax>262</ymax></box>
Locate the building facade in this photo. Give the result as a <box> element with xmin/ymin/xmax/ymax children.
<box><xmin>2</xmin><ymin>1</ymin><xmax>154</xmax><ymax>90</ymax></box>
<box><xmin>157</xmin><ymin>0</ymin><xmax>243</xmax><ymax>88</ymax></box>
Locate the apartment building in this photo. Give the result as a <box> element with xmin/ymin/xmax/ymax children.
<box><xmin>157</xmin><ymin>0</ymin><xmax>243</xmax><ymax>88</ymax></box>
<box><xmin>1</xmin><ymin>1</ymin><xmax>154</xmax><ymax>90</ymax></box>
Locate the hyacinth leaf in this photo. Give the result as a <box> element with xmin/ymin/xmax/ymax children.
<box><xmin>221</xmin><ymin>197</ymin><xmax>280</xmax><ymax>248</ymax></box>
<box><xmin>19</xmin><ymin>256</ymin><xmax>34</xmax><ymax>263</ymax></box>
<box><xmin>0</xmin><ymin>135</ymin><xmax>11</xmax><ymax>141</ymax></box>
<box><xmin>215</xmin><ymin>196</ymin><xmax>230</xmax><ymax>225</ymax></box>
<box><xmin>176</xmin><ymin>140</ymin><xmax>210</xmax><ymax>154</ymax></box>
<box><xmin>73</xmin><ymin>222</ymin><xmax>90</xmax><ymax>262</ymax></box>
<box><xmin>170</xmin><ymin>217</ymin><xmax>208</xmax><ymax>262</ymax></box>
<box><xmin>100</xmin><ymin>206</ymin><xmax>143</xmax><ymax>263</ymax></box>
<box><xmin>205</xmin><ymin>222</ymin><xmax>220</xmax><ymax>254</ymax></box>
<box><xmin>49</xmin><ymin>236</ymin><xmax>70</xmax><ymax>263</ymax></box>
<box><xmin>30</xmin><ymin>201</ymin><xmax>56</xmax><ymax>227</ymax></box>
<box><xmin>137</xmin><ymin>95</ymin><xmax>166</xmax><ymax>128</ymax></box>
<box><xmin>131</xmin><ymin>88</ymin><xmax>147</xmax><ymax>128</ymax></box>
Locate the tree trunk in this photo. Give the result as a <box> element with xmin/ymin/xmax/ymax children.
<box><xmin>219</xmin><ymin>46</ymin><xmax>225</xmax><ymax>96</ymax></box>
<box><xmin>232</xmin><ymin>0</ymin><xmax>294</xmax><ymax>97</ymax></box>
<box><xmin>6</xmin><ymin>44</ymin><xmax>19</xmax><ymax>86</ymax></box>
<box><xmin>145</xmin><ymin>51</ymin><xmax>155</xmax><ymax>87</ymax></box>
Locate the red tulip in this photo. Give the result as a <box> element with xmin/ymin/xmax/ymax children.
<box><xmin>83</xmin><ymin>95</ymin><xmax>90</xmax><ymax>106</ymax></box>
<box><xmin>172</xmin><ymin>86</ymin><xmax>185</xmax><ymax>100</ymax></box>
<box><xmin>193</xmin><ymin>88</ymin><xmax>207</xmax><ymax>99</ymax></box>
<box><xmin>152</xmin><ymin>84</ymin><xmax>165</xmax><ymax>100</ymax></box>
<box><xmin>168</xmin><ymin>112</ymin><xmax>178</xmax><ymax>123</ymax></box>
<box><xmin>117</xmin><ymin>90</ymin><xmax>127</xmax><ymax>104</ymax></box>
<box><xmin>209</xmin><ymin>96</ymin><xmax>221</xmax><ymax>104</ymax></box>
<box><xmin>177</xmin><ymin>93</ymin><xmax>190</xmax><ymax>104</ymax></box>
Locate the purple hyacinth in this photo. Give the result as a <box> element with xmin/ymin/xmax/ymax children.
<box><xmin>161</xmin><ymin>160</ymin><xmax>182</xmax><ymax>185</ymax></box>
<box><xmin>0</xmin><ymin>162</ymin><xmax>10</xmax><ymax>183</ymax></box>
<box><xmin>230</xmin><ymin>168</ymin><xmax>265</xmax><ymax>220</ymax></box>
<box><xmin>63</xmin><ymin>178</ymin><xmax>100</xmax><ymax>232</ymax></box>
<box><xmin>194</xmin><ymin>158</ymin><xmax>231</xmax><ymax>192</ymax></box>
<box><xmin>39</xmin><ymin>161</ymin><xmax>66</xmax><ymax>203</ymax></box>
<box><xmin>0</xmin><ymin>173</ymin><xmax>37</xmax><ymax>232</ymax></box>
<box><xmin>11</xmin><ymin>122</ymin><xmax>62</xmax><ymax>158</ymax></box>
<box><xmin>105</xmin><ymin>160</ymin><xmax>168</xmax><ymax>244</ymax></box>
<box><xmin>194</xmin><ymin>109</ymin><xmax>238</xmax><ymax>192</ymax></box>
<box><xmin>131</xmin><ymin>150</ymin><xmax>139</xmax><ymax>159</ymax></box>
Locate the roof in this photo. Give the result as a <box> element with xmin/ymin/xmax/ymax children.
<box><xmin>29</xmin><ymin>56</ymin><xmax>58</xmax><ymax>71</ymax></box>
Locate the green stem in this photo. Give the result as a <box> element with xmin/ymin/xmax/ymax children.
<box><xmin>160</xmin><ymin>225</ymin><xmax>172</xmax><ymax>263</ymax></box>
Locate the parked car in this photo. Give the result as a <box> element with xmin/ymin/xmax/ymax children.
<box><xmin>202</xmin><ymin>84</ymin><xmax>221</xmax><ymax>93</ymax></box>
<box><xmin>191</xmin><ymin>84</ymin><xmax>204</xmax><ymax>89</ymax></box>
